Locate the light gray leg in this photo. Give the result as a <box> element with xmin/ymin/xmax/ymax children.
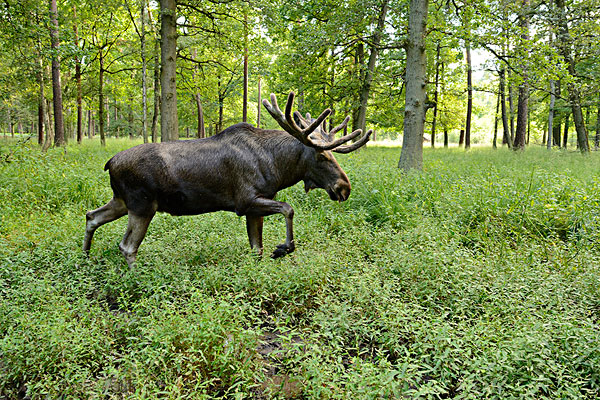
<box><xmin>83</xmin><ymin>198</ymin><xmax>127</xmax><ymax>253</ymax></box>
<box><xmin>119</xmin><ymin>212</ymin><xmax>154</xmax><ymax>268</ymax></box>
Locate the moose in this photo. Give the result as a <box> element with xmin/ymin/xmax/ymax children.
<box><xmin>83</xmin><ymin>92</ymin><xmax>371</xmax><ymax>266</ymax></box>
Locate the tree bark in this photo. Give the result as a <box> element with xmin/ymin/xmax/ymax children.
<box><xmin>499</xmin><ymin>68</ymin><xmax>512</xmax><ymax>147</ymax></box>
<box><xmin>508</xmin><ymin>76</ymin><xmax>515</xmax><ymax>143</ymax></box>
<box><xmin>493</xmin><ymin>88</ymin><xmax>500</xmax><ymax>149</ymax></box>
<box><xmin>355</xmin><ymin>0</ymin><xmax>389</xmax><ymax>135</ymax></box>
<box><xmin>256</xmin><ymin>75</ymin><xmax>262</xmax><ymax>128</ymax></box>
<box><xmin>160</xmin><ymin>0</ymin><xmax>178</xmax><ymax>141</ymax></box>
<box><xmin>49</xmin><ymin>0</ymin><xmax>65</xmax><ymax>146</ymax></box>
<box><xmin>242</xmin><ymin>12</ymin><xmax>248</xmax><ymax>123</ymax></box>
<box><xmin>128</xmin><ymin>95</ymin><xmax>134</xmax><ymax>139</ymax></box>
<box><xmin>151</xmin><ymin>36</ymin><xmax>160</xmax><ymax>143</ymax></box>
<box><xmin>555</xmin><ymin>0</ymin><xmax>589</xmax><ymax>152</ymax></box>
<box><xmin>217</xmin><ymin>78</ymin><xmax>224</xmax><ymax>133</ymax></box>
<box><xmin>465</xmin><ymin>40</ymin><xmax>472</xmax><ymax>150</ymax></box>
<box><xmin>562</xmin><ymin>112</ymin><xmax>570</xmax><ymax>148</ymax></box>
<box><xmin>141</xmin><ymin>0</ymin><xmax>148</xmax><ymax>143</ymax></box>
<box><xmin>37</xmin><ymin>57</ymin><xmax>46</xmax><ymax>146</ymax></box>
<box><xmin>73</xmin><ymin>7</ymin><xmax>83</xmax><ymax>144</ymax></box>
<box><xmin>398</xmin><ymin>0</ymin><xmax>428</xmax><ymax>171</ymax></box>
<box><xmin>191</xmin><ymin>48</ymin><xmax>205</xmax><ymax>138</ymax></box>
<box><xmin>513</xmin><ymin>0</ymin><xmax>530</xmax><ymax>151</ymax></box>
<box><xmin>99</xmin><ymin>51</ymin><xmax>106</xmax><ymax>146</ymax></box>
<box><xmin>87</xmin><ymin>109</ymin><xmax>93</xmax><ymax>138</ymax></box>
<box><xmin>595</xmin><ymin>92</ymin><xmax>600</xmax><ymax>150</ymax></box>
<box><xmin>548</xmin><ymin>79</ymin><xmax>555</xmax><ymax>149</ymax></box>
<box><xmin>431</xmin><ymin>42</ymin><xmax>441</xmax><ymax>148</ymax></box>
<box><xmin>42</xmin><ymin>98</ymin><xmax>54</xmax><ymax>151</ymax></box>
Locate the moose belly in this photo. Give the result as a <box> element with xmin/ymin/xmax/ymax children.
<box><xmin>156</xmin><ymin>189</ymin><xmax>235</xmax><ymax>216</ymax></box>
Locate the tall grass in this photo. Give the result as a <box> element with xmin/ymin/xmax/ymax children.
<box><xmin>1</xmin><ymin>138</ymin><xmax>599</xmax><ymax>398</ymax></box>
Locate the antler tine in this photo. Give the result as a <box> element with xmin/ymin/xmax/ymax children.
<box><xmin>284</xmin><ymin>93</ymin><xmax>304</xmax><ymax>134</ymax></box>
<box><xmin>326</xmin><ymin>116</ymin><xmax>350</xmax><ymax>141</ymax></box>
<box><xmin>263</xmin><ymin>92</ymin><xmax>332</xmax><ymax>146</ymax></box>
<box><xmin>304</xmin><ymin>108</ymin><xmax>331</xmax><ymax>137</ymax></box>
<box><xmin>263</xmin><ymin>93</ymin><xmax>302</xmax><ymax>141</ymax></box>
<box><xmin>332</xmin><ymin>129</ymin><xmax>372</xmax><ymax>154</ymax></box>
<box><xmin>293</xmin><ymin>111</ymin><xmax>309</xmax><ymax>128</ymax></box>
<box><xmin>313</xmin><ymin>128</ymin><xmax>362</xmax><ymax>151</ymax></box>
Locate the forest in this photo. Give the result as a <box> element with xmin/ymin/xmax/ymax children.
<box><xmin>1</xmin><ymin>0</ymin><xmax>600</xmax><ymax>398</ymax></box>
<box><xmin>1</xmin><ymin>0</ymin><xmax>599</xmax><ymax>156</ymax></box>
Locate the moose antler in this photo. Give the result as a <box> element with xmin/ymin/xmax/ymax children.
<box><xmin>263</xmin><ymin>92</ymin><xmax>370</xmax><ymax>152</ymax></box>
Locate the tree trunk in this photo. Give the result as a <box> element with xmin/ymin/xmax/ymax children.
<box><xmin>431</xmin><ymin>42</ymin><xmax>441</xmax><ymax>148</ymax></box>
<box><xmin>151</xmin><ymin>36</ymin><xmax>160</xmax><ymax>143</ymax></box>
<box><xmin>99</xmin><ymin>51</ymin><xmax>106</xmax><ymax>146</ymax></box>
<box><xmin>459</xmin><ymin>129</ymin><xmax>465</xmax><ymax>147</ymax></box>
<box><xmin>493</xmin><ymin>88</ymin><xmax>500</xmax><ymax>149</ymax></box>
<box><xmin>49</xmin><ymin>0</ymin><xmax>65</xmax><ymax>146</ymax></box>
<box><xmin>242</xmin><ymin>12</ymin><xmax>248</xmax><ymax>123</ymax></box>
<box><xmin>508</xmin><ymin>73</ymin><xmax>515</xmax><ymax>144</ymax></box>
<box><xmin>351</xmin><ymin>43</ymin><xmax>364</xmax><ymax>131</ymax></box>
<box><xmin>87</xmin><ymin>109</ymin><xmax>93</xmax><ymax>138</ymax></box>
<box><xmin>37</xmin><ymin>57</ymin><xmax>45</xmax><ymax>146</ymax></box>
<box><xmin>42</xmin><ymin>98</ymin><xmax>54</xmax><ymax>151</ymax></box>
<box><xmin>443</xmin><ymin>129</ymin><xmax>448</xmax><ymax>148</ymax></box>
<box><xmin>595</xmin><ymin>92</ymin><xmax>600</xmax><ymax>150</ymax></box>
<box><xmin>217</xmin><ymin>76</ymin><xmax>224</xmax><ymax>133</ymax></box>
<box><xmin>73</xmin><ymin>6</ymin><xmax>83</xmax><ymax>144</ymax></box>
<box><xmin>355</xmin><ymin>0</ymin><xmax>389</xmax><ymax>135</ymax></box>
<box><xmin>555</xmin><ymin>0</ymin><xmax>589</xmax><ymax>152</ymax></box>
<box><xmin>191</xmin><ymin>48</ymin><xmax>205</xmax><ymax>138</ymax></box>
<box><xmin>465</xmin><ymin>40</ymin><xmax>472</xmax><ymax>150</ymax></box>
<box><xmin>513</xmin><ymin>0</ymin><xmax>530</xmax><ymax>151</ymax></box>
<box><xmin>499</xmin><ymin>68</ymin><xmax>512</xmax><ymax>147</ymax></box>
<box><xmin>562</xmin><ymin>112</ymin><xmax>569</xmax><ymax>148</ymax></box>
<box><xmin>128</xmin><ymin>96</ymin><xmax>134</xmax><ymax>139</ymax></box>
<box><xmin>160</xmin><ymin>0</ymin><xmax>178</xmax><ymax>141</ymax></box>
<box><xmin>398</xmin><ymin>0</ymin><xmax>429</xmax><ymax>171</ymax></box>
<box><xmin>257</xmin><ymin>75</ymin><xmax>262</xmax><ymax>128</ymax></box>
<box><xmin>548</xmin><ymin>79</ymin><xmax>555</xmax><ymax>149</ymax></box>
<box><xmin>141</xmin><ymin>0</ymin><xmax>148</xmax><ymax>143</ymax></box>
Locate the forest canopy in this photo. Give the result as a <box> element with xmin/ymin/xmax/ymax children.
<box><xmin>0</xmin><ymin>0</ymin><xmax>599</xmax><ymax>154</ymax></box>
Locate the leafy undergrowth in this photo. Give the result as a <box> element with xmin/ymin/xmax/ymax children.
<box><xmin>1</xmin><ymin>138</ymin><xmax>600</xmax><ymax>399</ymax></box>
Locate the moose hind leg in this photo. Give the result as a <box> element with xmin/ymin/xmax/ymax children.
<box><xmin>246</xmin><ymin>216</ymin><xmax>264</xmax><ymax>256</ymax></box>
<box><xmin>119</xmin><ymin>212</ymin><xmax>154</xmax><ymax>268</ymax></box>
<box><xmin>83</xmin><ymin>198</ymin><xmax>127</xmax><ymax>253</ymax></box>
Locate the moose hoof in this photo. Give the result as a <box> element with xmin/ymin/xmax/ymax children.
<box><xmin>271</xmin><ymin>243</ymin><xmax>294</xmax><ymax>259</ymax></box>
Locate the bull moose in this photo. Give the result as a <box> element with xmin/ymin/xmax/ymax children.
<box><xmin>83</xmin><ymin>92</ymin><xmax>371</xmax><ymax>266</ymax></box>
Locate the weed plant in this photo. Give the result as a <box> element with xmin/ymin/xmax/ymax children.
<box><xmin>1</xmin><ymin>138</ymin><xmax>599</xmax><ymax>398</ymax></box>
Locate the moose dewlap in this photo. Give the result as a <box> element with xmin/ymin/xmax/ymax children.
<box><xmin>83</xmin><ymin>92</ymin><xmax>371</xmax><ymax>266</ymax></box>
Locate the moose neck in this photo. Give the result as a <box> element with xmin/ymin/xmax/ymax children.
<box><xmin>266</xmin><ymin>131</ymin><xmax>313</xmax><ymax>192</ymax></box>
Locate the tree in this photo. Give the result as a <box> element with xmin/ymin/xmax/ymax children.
<box><xmin>160</xmin><ymin>0</ymin><xmax>178</xmax><ymax>141</ymax></box>
<box><xmin>554</xmin><ymin>0</ymin><xmax>589</xmax><ymax>152</ymax></box>
<box><xmin>398</xmin><ymin>0</ymin><xmax>428</xmax><ymax>171</ymax></box>
<box><xmin>49</xmin><ymin>0</ymin><xmax>65</xmax><ymax>146</ymax></box>
<box><xmin>513</xmin><ymin>0</ymin><xmax>530</xmax><ymax>150</ymax></box>
<box><xmin>355</xmin><ymin>0</ymin><xmax>389</xmax><ymax>135</ymax></box>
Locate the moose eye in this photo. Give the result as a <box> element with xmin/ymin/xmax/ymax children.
<box><xmin>317</xmin><ymin>153</ymin><xmax>328</xmax><ymax>162</ymax></box>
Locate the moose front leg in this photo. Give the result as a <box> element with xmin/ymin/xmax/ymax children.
<box><xmin>245</xmin><ymin>198</ymin><xmax>295</xmax><ymax>259</ymax></box>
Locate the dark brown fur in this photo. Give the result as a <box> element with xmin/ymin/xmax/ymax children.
<box><xmin>83</xmin><ymin>123</ymin><xmax>357</xmax><ymax>265</ymax></box>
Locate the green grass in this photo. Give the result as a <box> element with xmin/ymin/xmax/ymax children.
<box><xmin>1</xmin><ymin>137</ymin><xmax>600</xmax><ymax>398</ymax></box>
